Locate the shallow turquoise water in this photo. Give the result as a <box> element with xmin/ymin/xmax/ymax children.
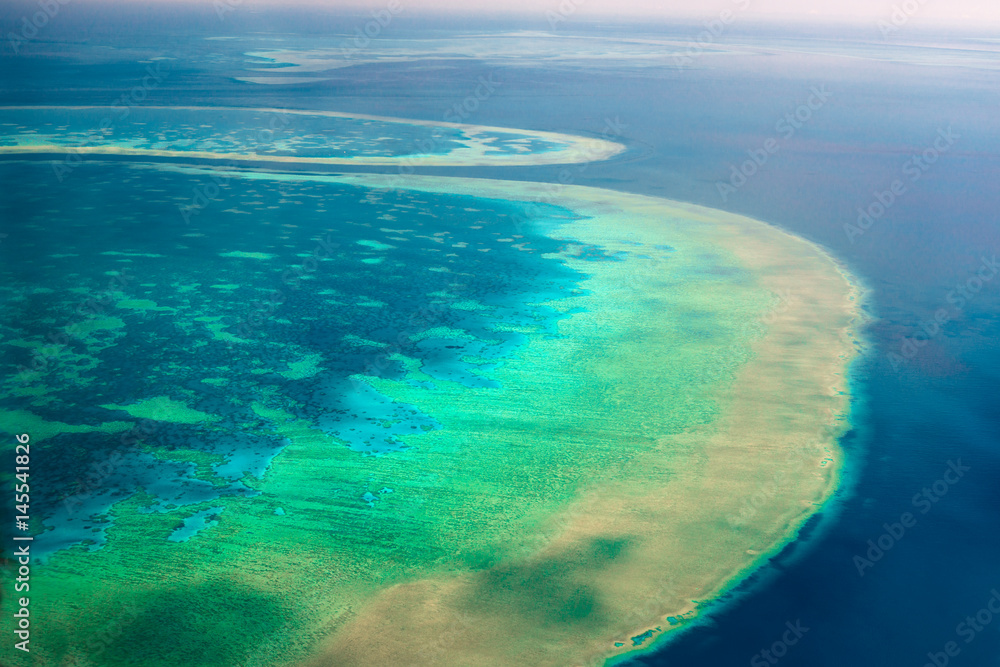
<box><xmin>0</xmin><ymin>106</ymin><xmax>566</xmax><ymax>158</ymax></box>
<box><xmin>0</xmin><ymin>158</ymin><xmax>598</xmax><ymax>561</ymax></box>
<box><xmin>1</xmin><ymin>13</ymin><xmax>999</xmax><ymax>667</ymax></box>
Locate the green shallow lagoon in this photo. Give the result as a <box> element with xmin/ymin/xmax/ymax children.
<box><xmin>0</xmin><ymin>155</ymin><xmax>859</xmax><ymax>666</ymax></box>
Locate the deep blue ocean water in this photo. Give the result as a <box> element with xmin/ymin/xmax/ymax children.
<box><xmin>1</xmin><ymin>6</ymin><xmax>998</xmax><ymax>666</ymax></box>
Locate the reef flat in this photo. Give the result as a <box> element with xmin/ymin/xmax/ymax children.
<box><xmin>281</xmin><ymin>174</ymin><xmax>864</xmax><ymax>667</ymax></box>
<box><xmin>0</xmin><ymin>106</ymin><xmax>624</xmax><ymax>167</ymax></box>
<box><xmin>0</xmin><ymin>160</ymin><xmax>861</xmax><ymax>667</ymax></box>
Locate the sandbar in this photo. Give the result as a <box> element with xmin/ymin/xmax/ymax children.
<box><xmin>261</xmin><ymin>172</ymin><xmax>866</xmax><ymax>667</ymax></box>
<box><xmin>0</xmin><ymin>106</ymin><xmax>625</xmax><ymax>167</ymax></box>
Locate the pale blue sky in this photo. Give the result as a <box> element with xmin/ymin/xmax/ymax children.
<box><xmin>329</xmin><ymin>0</ymin><xmax>1000</xmax><ymax>25</ymax></box>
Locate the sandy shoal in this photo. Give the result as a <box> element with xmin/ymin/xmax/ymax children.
<box><xmin>266</xmin><ymin>174</ymin><xmax>866</xmax><ymax>667</ymax></box>
<box><xmin>0</xmin><ymin>106</ymin><xmax>624</xmax><ymax>167</ymax></box>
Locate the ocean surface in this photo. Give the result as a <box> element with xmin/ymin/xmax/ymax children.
<box><xmin>1</xmin><ymin>6</ymin><xmax>999</xmax><ymax>666</ymax></box>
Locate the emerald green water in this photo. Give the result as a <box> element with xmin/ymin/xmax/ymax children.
<box><xmin>0</xmin><ymin>152</ymin><xmax>776</xmax><ymax>665</ymax></box>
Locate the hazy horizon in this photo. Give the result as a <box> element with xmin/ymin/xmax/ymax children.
<box><xmin>219</xmin><ymin>0</ymin><xmax>1000</xmax><ymax>26</ymax></box>
<box><xmin>5</xmin><ymin>0</ymin><xmax>999</xmax><ymax>29</ymax></box>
